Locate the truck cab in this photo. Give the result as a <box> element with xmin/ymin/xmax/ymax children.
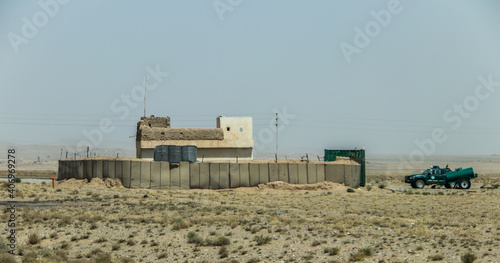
<box><xmin>405</xmin><ymin>165</ymin><xmax>477</xmax><ymax>189</ymax></box>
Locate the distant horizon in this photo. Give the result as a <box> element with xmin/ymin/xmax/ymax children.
<box><xmin>2</xmin><ymin>141</ymin><xmax>499</xmax><ymax>163</ymax></box>
<box><xmin>2</xmin><ymin>1</ymin><xmax>500</xmax><ymax>159</ymax></box>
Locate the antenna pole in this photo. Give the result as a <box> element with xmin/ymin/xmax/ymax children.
<box><xmin>275</xmin><ymin>113</ymin><xmax>278</xmax><ymax>162</ymax></box>
<box><xmin>144</xmin><ymin>75</ymin><xmax>148</xmax><ymax>118</ymax></box>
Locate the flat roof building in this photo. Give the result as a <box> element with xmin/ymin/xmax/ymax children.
<box><xmin>136</xmin><ymin>116</ymin><xmax>254</xmax><ymax>161</ymax></box>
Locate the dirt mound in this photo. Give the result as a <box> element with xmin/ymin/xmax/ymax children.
<box><xmin>332</xmin><ymin>156</ymin><xmax>360</xmax><ymax>165</ymax></box>
<box><xmin>256</xmin><ymin>181</ymin><xmax>348</xmax><ymax>191</ymax></box>
<box><xmin>88</xmin><ymin>178</ymin><xmax>124</xmax><ymax>188</ymax></box>
<box><xmin>57</xmin><ymin>178</ymin><xmax>88</xmax><ymax>188</ymax></box>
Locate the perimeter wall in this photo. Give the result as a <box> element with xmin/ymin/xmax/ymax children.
<box><xmin>57</xmin><ymin>160</ymin><xmax>361</xmax><ymax>189</ymax></box>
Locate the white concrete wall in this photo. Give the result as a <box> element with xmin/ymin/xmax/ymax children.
<box><xmin>141</xmin><ymin>149</ymin><xmax>154</xmax><ymax>161</ymax></box>
<box><xmin>217</xmin><ymin>116</ymin><xmax>254</xmax><ymax>148</ymax></box>
<box><xmin>197</xmin><ymin>148</ymin><xmax>253</xmax><ymax>161</ymax></box>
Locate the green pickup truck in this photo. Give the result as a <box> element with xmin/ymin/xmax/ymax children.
<box><xmin>404</xmin><ymin>165</ymin><xmax>478</xmax><ymax>189</ymax></box>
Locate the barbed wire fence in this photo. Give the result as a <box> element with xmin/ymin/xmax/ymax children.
<box><xmin>60</xmin><ymin>148</ymin><xmax>128</xmax><ymax>160</ymax></box>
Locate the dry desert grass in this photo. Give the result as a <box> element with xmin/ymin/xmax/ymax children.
<box><xmin>0</xmin><ymin>174</ymin><xmax>500</xmax><ymax>262</ymax></box>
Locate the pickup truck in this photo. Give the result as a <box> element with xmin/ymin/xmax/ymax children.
<box><xmin>404</xmin><ymin>165</ymin><xmax>478</xmax><ymax>189</ymax></box>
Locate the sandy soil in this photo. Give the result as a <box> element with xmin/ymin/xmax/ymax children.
<box><xmin>1</xmin><ymin>173</ymin><xmax>499</xmax><ymax>263</ymax></box>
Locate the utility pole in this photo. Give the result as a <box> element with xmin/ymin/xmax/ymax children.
<box><xmin>275</xmin><ymin>113</ymin><xmax>278</xmax><ymax>162</ymax></box>
<box><xmin>144</xmin><ymin>75</ymin><xmax>148</xmax><ymax>118</ymax></box>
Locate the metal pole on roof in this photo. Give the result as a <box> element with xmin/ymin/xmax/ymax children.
<box><xmin>275</xmin><ymin>113</ymin><xmax>278</xmax><ymax>162</ymax></box>
<box><xmin>144</xmin><ymin>75</ymin><xmax>148</xmax><ymax>118</ymax></box>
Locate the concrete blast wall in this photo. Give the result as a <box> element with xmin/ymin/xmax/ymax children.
<box><xmin>58</xmin><ymin>160</ymin><xmax>361</xmax><ymax>189</ymax></box>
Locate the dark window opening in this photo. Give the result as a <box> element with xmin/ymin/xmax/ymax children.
<box><xmin>226</xmin><ymin>127</ymin><xmax>230</xmax><ymax>131</ymax></box>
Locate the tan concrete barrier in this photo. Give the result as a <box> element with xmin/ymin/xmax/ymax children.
<box><xmin>229</xmin><ymin>163</ymin><xmax>240</xmax><ymax>188</ymax></box>
<box><xmin>140</xmin><ymin>161</ymin><xmax>151</xmax><ymax>188</ymax></box>
<box><xmin>122</xmin><ymin>161</ymin><xmax>131</xmax><ymax>188</ymax></box>
<box><xmin>150</xmin><ymin>162</ymin><xmax>161</xmax><ymax>189</ymax></box>
<box><xmin>96</xmin><ymin>160</ymin><xmax>103</xmax><ymax>179</ymax></box>
<box><xmin>316</xmin><ymin>164</ymin><xmax>325</xmax><ymax>182</ymax></box>
<box><xmin>259</xmin><ymin>163</ymin><xmax>269</xmax><ymax>184</ymax></box>
<box><xmin>344</xmin><ymin>164</ymin><xmax>353</xmax><ymax>186</ymax></box>
<box><xmin>199</xmin><ymin>163</ymin><xmax>209</xmax><ymax>189</ymax></box>
<box><xmin>58</xmin><ymin>160</ymin><xmax>361</xmax><ymax>189</ymax></box>
<box><xmin>289</xmin><ymin>164</ymin><xmax>298</xmax><ymax>184</ymax></box>
<box><xmin>249</xmin><ymin>164</ymin><xmax>259</xmax><ymax>186</ymax></box>
<box><xmin>307</xmin><ymin>164</ymin><xmax>317</xmax><ymax>184</ymax></box>
<box><xmin>180</xmin><ymin>162</ymin><xmax>190</xmax><ymax>190</ymax></box>
<box><xmin>209</xmin><ymin>163</ymin><xmax>220</xmax><ymax>189</ymax></box>
<box><xmin>298</xmin><ymin>164</ymin><xmax>307</xmax><ymax>184</ymax></box>
<box><xmin>84</xmin><ymin>161</ymin><xmax>92</xmax><ymax>181</ymax></box>
<box><xmin>170</xmin><ymin>163</ymin><xmax>180</xmax><ymax>190</ymax></box>
<box><xmin>130</xmin><ymin>161</ymin><xmax>141</xmax><ymax>188</ymax></box>
<box><xmin>219</xmin><ymin>163</ymin><xmax>229</xmax><ymax>189</ymax></box>
<box><xmin>239</xmin><ymin>163</ymin><xmax>250</xmax><ymax>187</ymax></box>
<box><xmin>190</xmin><ymin>163</ymin><xmax>200</xmax><ymax>189</ymax></box>
<box><xmin>278</xmin><ymin>163</ymin><xmax>288</xmax><ymax>182</ymax></box>
<box><xmin>344</xmin><ymin>164</ymin><xmax>360</xmax><ymax>187</ymax></box>
<box><xmin>107</xmin><ymin>161</ymin><xmax>116</xmax><ymax>179</ymax></box>
<box><xmin>115</xmin><ymin>160</ymin><xmax>122</xmax><ymax>182</ymax></box>
<box><xmin>160</xmin><ymin>162</ymin><xmax>170</xmax><ymax>189</ymax></box>
<box><xmin>352</xmin><ymin>165</ymin><xmax>360</xmax><ymax>187</ymax></box>
<box><xmin>269</xmin><ymin>163</ymin><xmax>278</xmax><ymax>182</ymax></box>
<box><xmin>58</xmin><ymin>161</ymin><xmax>66</xmax><ymax>180</ymax></box>
<box><xmin>103</xmin><ymin>161</ymin><xmax>108</xmax><ymax>179</ymax></box>
<box><xmin>77</xmin><ymin>161</ymin><xmax>84</xmax><ymax>180</ymax></box>
<box><xmin>326</xmin><ymin>163</ymin><xmax>344</xmax><ymax>184</ymax></box>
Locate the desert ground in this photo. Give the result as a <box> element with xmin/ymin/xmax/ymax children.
<box><xmin>1</xmin><ymin>156</ymin><xmax>499</xmax><ymax>263</ymax></box>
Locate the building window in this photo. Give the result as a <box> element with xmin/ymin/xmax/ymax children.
<box><xmin>239</xmin><ymin>127</ymin><xmax>244</xmax><ymax>132</ymax></box>
<box><xmin>226</xmin><ymin>127</ymin><xmax>230</xmax><ymax>131</ymax></box>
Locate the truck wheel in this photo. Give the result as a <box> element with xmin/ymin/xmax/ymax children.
<box><xmin>411</xmin><ymin>182</ymin><xmax>417</xmax><ymax>188</ymax></box>
<box><xmin>458</xmin><ymin>178</ymin><xmax>471</xmax><ymax>189</ymax></box>
<box><xmin>415</xmin><ymin>179</ymin><xmax>425</xmax><ymax>189</ymax></box>
<box><xmin>445</xmin><ymin>182</ymin><xmax>455</xmax><ymax>189</ymax></box>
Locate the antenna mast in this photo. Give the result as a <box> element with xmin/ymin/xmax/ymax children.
<box><xmin>275</xmin><ymin>112</ymin><xmax>278</xmax><ymax>162</ymax></box>
<box><xmin>144</xmin><ymin>75</ymin><xmax>148</xmax><ymax>118</ymax></box>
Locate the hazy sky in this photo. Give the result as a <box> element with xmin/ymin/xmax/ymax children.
<box><xmin>1</xmin><ymin>0</ymin><xmax>500</xmax><ymax>157</ymax></box>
